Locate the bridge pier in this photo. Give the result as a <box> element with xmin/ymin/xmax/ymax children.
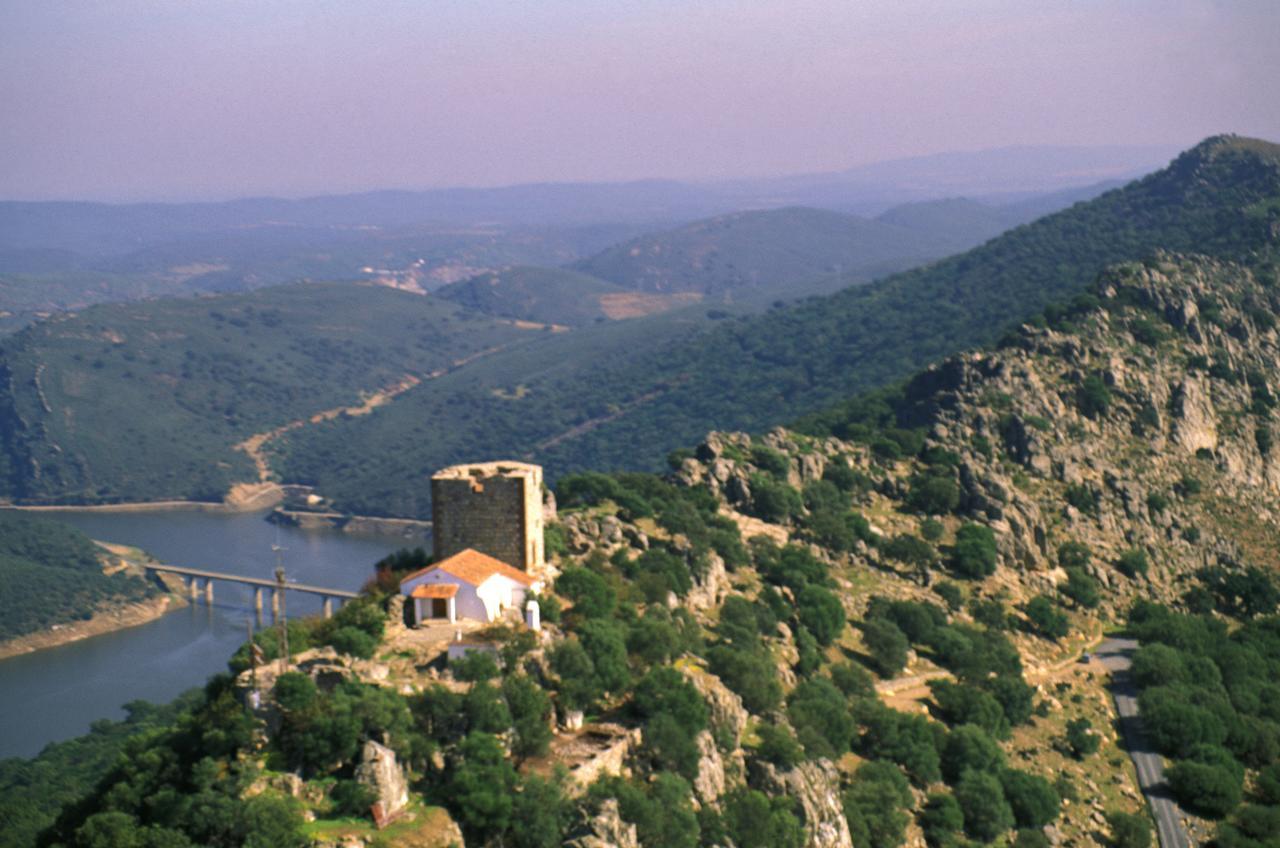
<box><xmin>322</xmin><ymin>597</ymin><xmax>333</xmax><ymax>619</ymax></box>
<box><xmin>189</xmin><ymin>577</ymin><xmax>197</xmax><ymax>602</ymax></box>
<box><xmin>204</xmin><ymin>579</ymin><xmax>213</xmax><ymax>605</ymax></box>
<box><xmin>271</xmin><ymin>588</ymin><xmax>280</xmax><ymax>620</ymax></box>
<box><xmin>254</xmin><ymin>587</ymin><xmax>263</xmax><ymax>614</ymax></box>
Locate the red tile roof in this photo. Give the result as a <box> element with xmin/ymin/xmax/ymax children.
<box><xmin>400</xmin><ymin>548</ymin><xmax>536</xmax><ymax>588</ymax></box>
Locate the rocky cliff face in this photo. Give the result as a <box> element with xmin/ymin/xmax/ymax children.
<box><xmin>672</xmin><ymin>254</ymin><xmax>1280</xmax><ymax>611</ymax></box>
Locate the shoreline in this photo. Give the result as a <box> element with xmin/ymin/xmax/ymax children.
<box><xmin>0</xmin><ymin>594</ymin><xmax>184</xmax><ymax>662</ymax></box>
<box><xmin>5</xmin><ymin>500</ymin><xmax>231</xmax><ymax>514</ymax></box>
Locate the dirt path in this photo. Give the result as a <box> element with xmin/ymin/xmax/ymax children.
<box><xmin>234</xmin><ymin>345</ymin><xmax>510</xmax><ymax>484</ymax></box>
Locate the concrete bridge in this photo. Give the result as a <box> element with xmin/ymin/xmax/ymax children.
<box><xmin>143</xmin><ymin>563</ymin><xmax>359</xmax><ymax>618</ymax></box>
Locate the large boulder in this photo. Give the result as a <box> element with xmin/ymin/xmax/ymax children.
<box><xmin>565</xmin><ymin>798</ymin><xmax>640</xmax><ymax>848</ymax></box>
<box><xmin>354</xmin><ymin>740</ymin><xmax>409</xmax><ymax>819</ymax></box>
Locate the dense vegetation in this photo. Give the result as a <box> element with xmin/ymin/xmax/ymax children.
<box><xmin>0</xmin><ymin>511</ymin><xmax>154</xmax><ymax>642</ymax></box>
<box><xmin>1126</xmin><ymin>577</ymin><xmax>1280</xmax><ymax>845</ymax></box>
<box><xmin>0</xmin><ymin>284</ymin><xmax>538</xmax><ymax>503</ymax></box>
<box><xmin>278</xmin><ymin>135</ymin><xmax>1280</xmax><ymax>518</ymax></box>
<box><xmin>0</xmin><ymin>697</ymin><xmax>193</xmax><ymax>848</ymax></box>
<box><xmin>436</xmin><ymin>265</ymin><xmax>629</xmax><ymax>326</ymax></box>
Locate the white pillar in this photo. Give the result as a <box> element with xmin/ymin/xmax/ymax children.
<box><xmin>525</xmin><ymin>599</ymin><xmax>541</xmax><ymax>632</ymax></box>
<box><xmin>448</xmin><ymin>597</ymin><xmax>456</xmax><ymax>624</ymax></box>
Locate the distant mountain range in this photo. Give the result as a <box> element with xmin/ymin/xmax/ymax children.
<box><xmin>436</xmin><ymin>183</ymin><xmax>1128</xmax><ymax>326</ymax></box>
<box><xmin>0</xmin><ymin>144</ymin><xmax>1174</xmax><ymax>257</ymax></box>
<box><xmin>4</xmin><ymin>137</ymin><xmax>1265</xmax><ymax>514</ymax></box>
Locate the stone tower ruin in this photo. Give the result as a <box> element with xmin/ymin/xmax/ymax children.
<box><xmin>431</xmin><ymin>461</ymin><xmax>545</xmax><ymax>574</ymax></box>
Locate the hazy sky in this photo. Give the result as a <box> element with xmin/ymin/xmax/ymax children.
<box><xmin>2</xmin><ymin>0</ymin><xmax>1278</xmax><ymax>201</ymax></box>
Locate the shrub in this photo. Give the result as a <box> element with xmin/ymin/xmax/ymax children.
<box><xmin>328</xmin><ymin>625</ymin><xmax>378</xmax><ymax>659</ymax></box>
<box><xmin>751</xmin><ymin>477</ymin><xmax>803</xmax><ymax>523</ymax></box>
<box><xmin>1063</xmin><ymin>484</ymin><xmax>1099</xmax><ymax>515</ymax></box>
<box><xmin>1077</xmin><ymin>374</ymin><xmax>1112</xmax><ymax>419</ymax></box>
<box><xmin>1024</xmin><ymin>595</ymin><xmax>1071</xmax><ymax>640</ymax></box>
<box><xmin>908</xmin><ymin>475</ymin><xmax>961</xmax><ymax>515</ymax></box>
<box><xmin>788</xmin><ymin>678</ymin><xmax>856</xmax><ymax>759</ymax></box>
<box><xmin>951</xmin><ymin>524</ymin><xmax>998</xmax><ymax>579</ymax></box>
<box><xmin>1116</xmin><ymin>548</ymin><xmax>1149</xmax><ymax>578</ymax></box>
<box><xmin>755</xmin><ymin>724</ymin><xmax>803</xmax><ymax>769</ymax></box>
<box><xmin>935</xmin><ymin>581</ymin><xmax>963</xmax><ymax>611</ymax></box>
<box><xmin>555</xmin><ymin>567</ymin><xmax>616</xmax><ymax>618</ymax></box>
<box><xmin>1106</xmin><ymin>811</ymin><xmax>1153</xmax><ymax>848</ymax></box>
<box><xmin>1167</xmin><ymin>760</ymin><xmax>1242</xmax><ymax>819</ymax></box>
<box><xmin>883</xmin><ymin>534</ymin><xmax>936</xmax><ymax>569</ymax></box>
<box><xmin>1064</xmin><ymin>717</ymin><xmax>1100</xmax><ymax>758</ymax></box>
<box><xmin>942</xmin><ymin>724</ymin><xmax>1005</xmax><ymax>784</ymax></box>
<box><xmin>921</xmin><ymin>518</ymin><xmax>945</xmax><ymax>542</ymax></box>
<box><xmin>829</xmin><ymin>662</ymin><xmax>876</xmax><ymax>699</ymax></box>
<box><xmin>751</xmin><ymin>446</ymin><xmax>791</xmax><ymax>479</ymax></box>
<box><xmin>1061</xmin><ymin>566</ymin><xmax>1101</xmax><ymax>609</ymax></box>
<box><xmin>929</xmin><ymin>680</ymin><xmax>1009</xmax><ymax>738</ymax></box>
<box><xmin>1000</xmin><ymin>768</ymin><xmax>1060</xmax><ymax>828</ymax></box>
<box><xmin>842</xmin><ymin>761</ymin><xmax>913</xmax><ymax>848</ymax></box>
<box><xmin>919</xmin><ymin>793</ymin><xmax>964</xmax><ymax>847</ymax></box>
<box><xmin>954</xmin><ymin>769</ymin><xmax>1015</xmax><ymax>841</ymax></box>
<box><xmin>723</xmin><ymin>788</ymin><xmax>805</xmax><ymax>848</ymax></box>
<box><xmin>796</xmin><ymin>585</ymin><xmax>846</xmax><ymax>646</ymax></box>
<box><xmin>862</xmin><ymin>618</ymin><xmax>910</xmax><ymax>678</ymax></box>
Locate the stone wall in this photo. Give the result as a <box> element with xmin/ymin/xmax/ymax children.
<box><xmin>431</xmin><ymin>461</ymin><xmax>544</xmax><ymax>572</ymax></box>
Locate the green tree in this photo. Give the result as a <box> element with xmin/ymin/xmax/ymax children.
<box><xmin>1106</xmin><ymin>811</ymin><xmax>1153</xmax><ymax>848</ymax></box>
<box><xmin>863</xmin><ymin>618</ymin><xmax>910</xmax><ymax>678</ymax></box>
<box><xmin>503</xmin><ymin>675</ymin><xmax>553</xmax><ymax>760</ymax></box>
<box><xmin>797</xmin><ymin>585</ymin><xmax>846</xmax><ymax>646</ymax></box>
<box><xmin>445</xmin><ymin>733</ymin><xmax>518</xmax><ymax>843</ymax></box>
<box><xmin>954</xmin><ymin>769</ymin><xmax>1015</xmax><ymax>841</ymax></box>
<box><xmin>843</xmin><ymin>761</ymin><xmax>913</xmax><ymax>848</ymax></box>
<box><xmin>555</xmin><ymin>567</ymin><xmax>616</xmax><ymax>618</ymax></box>
<box><xmin>788</xmin><ymin>677</ymin><xmax>856</xmax><ymax>759</ymax></box>
<box><xmin>918</xmin><ymin>793</ymin><xmax>964</xmax><ymax>847</ymax></box>
<box><xmin>1167</xmin><ymin>760</ymin><xmax>1242</xmax><ymax>819</ymax></box>
<box><xmin>951</xmin><ymin>524</ymin><xmax>998</xmax><ymax>579</ymax></box>
<box><xmin>510</xmin><ymin>772</ymin><xmax>573</xmax><ymax>848</ymax></box>
<box><xmin>1024</xmin><ymin>595</ymin><xmax>1070</xmax><ymax>640</ymax></box>
<box><xmin>941</xmin><ymin>724</ymin><xmax>1005</xmax><ymax>784</ymax></box>
<box><xmin>1000</xmin><ymin>768</ymin><xmax>1060</xmax><ymax>828</ymax></box>
<box><xmin>1064</xmin><ymin>717</ymin><xmax>1100</xmax><ymax>758</ymax></box>
<box><xmin>724</xmin><ymin>789</ymin><xmax>805</xmax><ymax>848</ymax></box>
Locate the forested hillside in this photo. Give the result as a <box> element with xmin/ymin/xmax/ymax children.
<box><xmin>572</xmin><ymin>206</ymin><xmax>946</xmax><ymax>296</ymax></box>
<box><xmin>22</xmin><ymin>249</ymin><xmax>1280</xmax><ymax>848</ymax></box>
<box><xmin>0</xmin><ymin>285</ymin><xmax>542</xmax><ymax>503</ymax></box>
<box><xmin>0</xmin><ymin>511</ymin><xmax>154</xmax><ymax>642</ymax></box>
<box><xmin>280</xmin><ymin>135</ymin><xmax>1280</xmax><ymax>519</ymax></box>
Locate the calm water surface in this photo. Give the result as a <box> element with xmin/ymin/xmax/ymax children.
<box><xmin>0</xmin><ymin>509</ymin><xmax>411</xmax><ymax>759</ymax></box>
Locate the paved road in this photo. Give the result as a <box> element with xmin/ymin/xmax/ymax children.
<box><xmin>1093</xmin><ymin>637</ymin><xmax>1191</xmax><ymax>848</ymax></box>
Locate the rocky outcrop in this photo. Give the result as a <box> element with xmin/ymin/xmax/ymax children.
<box><xmin>354</xmin><ymin>740</ymin><xmax>409</xmax><ymax>818</ymax></box>
<box><xmin>565</xmin><ymin>798</ymin><xmax>640</xmax><ymax>848</ymax></box>
<box><xmin>692</xmin><ymin>730</ymin><xmax>727</xmax><ymax>805</ymax></box>
<box><xmin>680</xmin><ymin>666</ymin><xmax>748</xmax><ymax>744</ymax></box>
<box><xmin>750</xmin><ymin>760</ymin><xmax>853</xmax><ymax>848</ymax></box>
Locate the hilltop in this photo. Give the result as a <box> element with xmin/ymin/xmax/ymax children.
<box><xmin>572</xmin><ymin>207</ymin><xmax>944</xmax><ymax>299</ymax></box>
<box><xmin>278</xmin><ymin>135</ymin><xmax>1280</xmax><ymax>519</ymax></box>
<box><xmin>16</xmin><ymin>251</ymin><xmax>1280</xmax><ymax>848</ymax></box>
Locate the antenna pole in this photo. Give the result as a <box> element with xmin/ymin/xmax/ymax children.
<box><xmin>276</xmin><ymin>564</ymin><xmax>288</xmax><ymax>673</ymax></box>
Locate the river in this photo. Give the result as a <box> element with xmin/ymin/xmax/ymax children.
<box><xmin>0</xmin><ymin>508</ymin><xmax>416</xmax><ymax>759</ymax></box>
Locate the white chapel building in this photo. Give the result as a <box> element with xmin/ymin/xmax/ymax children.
<box><xmin>400</xmin><ymin>548</ymin><xmax>542</xmax><ymax>625</ymax></box>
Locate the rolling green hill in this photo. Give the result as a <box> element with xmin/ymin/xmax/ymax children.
<box><xmin>572</xmin><ymin>206</ymin><xmax>944</xmax><ymax>296</ymax></box>
<box><xmin>0</xmin><ymin>283</ymin><xmax>544</xmax><ymax>503</ymax></box>
<box><xmin>276</xmin><ymin>136</ymin><xmax>1280</xmax><ymax>517</ymax></box>
<box><xmin>435</xmin><ymin>265</ymin><xmax>627</xmax><ymax>326</ymax></box>
<box><xmin>0</xmin><ymin>510</ymin><xmax>154</xmax><ymax>643</ymax></box>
